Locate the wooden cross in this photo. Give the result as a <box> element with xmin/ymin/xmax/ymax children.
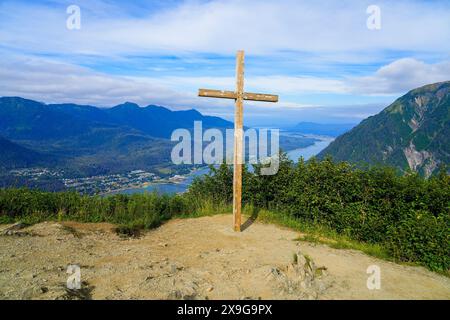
<box><xmin>198</xmin><ymin>50</ymin><xmax>278</xmax><ymax>232</ymax></box>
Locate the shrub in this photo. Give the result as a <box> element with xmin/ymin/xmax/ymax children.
<box><xmin>187</xmin><ymin>155</ymin><xmax>450</xmax><ymax>271</ymax></box>
<box><xmin>1</xmin><ymin>156</ymin><xmax>448</xmax><ymax>271</ymax></box>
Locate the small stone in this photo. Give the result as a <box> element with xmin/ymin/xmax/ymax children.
<box><xmin>181</xmin><ymin>286</ymin><xmax>197</xmax><ymax>300</ymax></box>
<box><xmin>8</xmin><ymin>222</ymin><xmax>27</xmax><ymax>231</ymax></box>
<box><xmin>26</xmin><ymin>272</ymin><xmax>37</xmax><ymax>280</ymax></box>
<box><xmin>296</xmin><ymin>252</ymin><xmax>307</xmax><ymax>268</ymax></box>
<box><xmin>305</xmin><ymin>261</ymin><xmax>317</xmax><ymax>278</ymax></box>
<box><xmin>300</xmin><ymin>280</ymin><xmax>309</xmax><ymax>289</ymax></box>
<box><xmin>207</xmin><ymin>287</ymin><xmax>214</xmax><ymax>292</ymax></box>
<box><xmin>168</xmin><ymin>290</ymin><xmax>182</xmax><ymax>299</ymax></box>
<box><xmin>22</xmin><ymin>285</ymin><xmax>42</xmax><ymax>299</ymax></box>
<box><xmin>315</xmin><ymin>281</ymin><xmax>325</xmax><ymax>293</ymax></box>
<box><xmin>307</xmin><ymin>292</ymin><xmax>318</xmax><ymax>300</ymax></box>
<box><xmin>287</xmin><ymin>264</ymin><xmax>295</xmax><ymax>273</ymax></box>
<box><xmin>169</xmin><ymin>264</ymin><xmax>177</xmax><ymax>273</ymax></box>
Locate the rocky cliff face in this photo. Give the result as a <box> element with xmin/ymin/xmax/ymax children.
<box><xmin>319</xmin><ymin>81</ymin><xmax>450</xmax><ymax>176</ymax></box>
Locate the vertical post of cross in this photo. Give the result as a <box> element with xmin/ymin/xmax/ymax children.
<box><xmin>233</xmin><ymin>50</ymin><xmax>245</xmax><ymax>232</ymax></box>
<box><xmin>198</xmin><ymin>51</ymin><xmax>278</xmax><ymax>232</ymax></box>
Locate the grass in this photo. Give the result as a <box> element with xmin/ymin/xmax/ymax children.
<box><xmin>0</xmin><ymin>191</ymin><xmax>442</xmax><ymax>274</ymax></box>
<box><xmin>252</xmin><ymin>207</ymin><xmax>450</xmax><ymax>277</ymax></box>
<box><xmin>253</xmin><ymin>207</ymin><xmax>392</xmax><ymax>262</ymax></box>
<box><xmin>0</xmin><ymin>196</ymin><xmax>407</xmax><ymax>265</ymax></box>
<box><xmin>179</xmin><ymin>199</ymin><xmax>232</xmax><ymax>219</ymax></box>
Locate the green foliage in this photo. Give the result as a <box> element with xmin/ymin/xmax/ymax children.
<box><xmin>0</xmin><ymin>96</ymin><xmax>233</xmax><ymax>180</ymax></box>
<box><xmin>386</xmin><ymin>210</ymin><xmax>449</xmax><ymax>271</ymax></box>
<box><xmin>1</xmin><ymin>156</ymin><xmax>448</xmax><ymax>272</ymax></box>
<box><xmin>318</xmin><ymin>81</ymin><xmax>450</xmax><ymax>176</ymax></box>
<box><xmin>0</xmin><ymin>189</ymin><xmax>189</xmax><ymax>228</ymax></box>
<box><xmin>188</xmin><ymin>155</ymin><xmax>450</xmax><ymax>271</ymax></box>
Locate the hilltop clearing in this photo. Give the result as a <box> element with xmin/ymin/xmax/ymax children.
<box><xmin>0</xmin><ymin>214</ymin><xmax>449</xmax><ymax>300</ymax></box>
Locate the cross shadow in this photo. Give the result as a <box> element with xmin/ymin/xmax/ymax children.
<box><xmin>241</xmin><ymin>207</ymin><xmax>260</xmax><ymax>232</ymax></box>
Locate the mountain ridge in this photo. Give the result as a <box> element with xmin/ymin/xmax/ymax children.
<box><xmin>0</xmin><ymin>136</ymin><xmax>55</xmax><ymax>169</ymax></box>
<box><xmin>0</xmin><ymin>96</ymin><xmax>234</xmax><ymax>140</ymax></box>
<box><xmin>318</xmin><ymin>81</ymin><xmax>450</xmax><ymax>176</ymax></box>
<box><xmin>0</xmin><ymin>96</ymin><xmax>234</xmax><ymax>178</ymax></box>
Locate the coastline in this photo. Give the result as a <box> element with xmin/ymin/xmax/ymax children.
<box><xmin>105</xmin><ymin>135</ymin><xmax>334</xmax><ymax>196</ymax></box>
<box><xmin>100</xmin><ymin>166</ymin><xmax>210</xmax><ymax>196</ymax></box>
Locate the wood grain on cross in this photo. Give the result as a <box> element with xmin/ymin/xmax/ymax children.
<box><xmin>198</xmin><ymin>50</ymin><xmax>278</xmax><ymax>232</ymax></box>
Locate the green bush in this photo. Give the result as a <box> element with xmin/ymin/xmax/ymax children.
<box><xmin>1</xmin><ymin>156</ymin><xmax>448</xmax><ymax>271</ymax></box>
<box><xmin>386</xmin><ymin>210</ymin><xmax>449</xmax><ymax>271</ymax></box>
<box><xmin>0</xmin><ymin>189</ymin><xmax>190</xmax><ymax>227</ymax></box>
<box><xmin>188</xmin><ymin>155</ymin><xmax>450</xmax><ymax>271</ymax></box>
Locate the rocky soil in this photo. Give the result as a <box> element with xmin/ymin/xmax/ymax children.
<box><xmin>0</xmin><ymin>214</ymin><xmax>449</xmax><ymax>300</ymax></box>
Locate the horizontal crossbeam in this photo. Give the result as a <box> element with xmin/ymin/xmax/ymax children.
<box><xmin>198</xmin><ymin>89</ymin><xmax>278</xmax><ymax>103</ymax></box>
<box><xmin>243</xmin><ymin>92</ymin><xmax>278</xmax><ymax>102</ymax></box>
<box><xmin>198</xmin><ymin>89</ymin><xmax>236</xmax><ymax>99</ymax></box>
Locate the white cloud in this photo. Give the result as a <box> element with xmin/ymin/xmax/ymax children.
<box><xmin>1</xmin><ymin>0</ymin><xmax>448</xmax><ymax>127</ymax></box>
<box><xmin>0</xmin><ymin>56</ymin><xmax>192</xmax><ymax>107</ymax></box>
<box><xmin>1</xmin><ymin>52</ymin><xmax>448</xmax><ymax>129</ymax></box>
<box><xmin>156</xmin><ymin>75</ymin><xmax>348</xmax><ymax>94</ymax></box>
<box><xmin>144</xmin><ymin>59</ymin><xmax>450</xmax><ymax>97</ymax></box>
<box><xmin>0</xmin><ymin>54</ymin><xmax>346</xmax><ymax>110</ymax></box>
<box><xmin>1</xmin><ymin>55</ymin><xmax>448</xmax><ymax>110</ymax></box>
<box><xmin>349</xmin><ymin>58</ymin><xmax>450</xmax><ymax>94</ymax></box>
<box><xmin>0</xmin><ymin>0</ymin><xmax>449</xmax><ymax>56</ymax></box>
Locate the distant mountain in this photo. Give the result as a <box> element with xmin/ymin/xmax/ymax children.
<box><xmin>0</xmin><ymin>97</ymin><xmax>234</xmax><ymax>177</ymax></box>
<box><xmin>0</xmin><ymin>97</ymin><xmax>233</xmax><ymax>141</ymax></box>
<box><xmin>290</xmin><ymin>122</ymin><xmax>356</xmax><ymax>137</ymax></box>
<box><xmin>318</xmin><ymin>81</ymin><xmax>450</xmax><ymax>176</ymax></box>
<box><xmin>0</xmin><ymin>136</ymin><xmax>54</xmax><ymax>169</ymax></box>
<box><xmin>105</xmin><ymin>102</ymin><xmax>232</xmax><ymax>138</ymax></box>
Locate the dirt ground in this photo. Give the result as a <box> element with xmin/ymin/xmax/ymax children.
<box><xmin>0</xmin><ymin>214</ymin><xmax>449</xmax><ymax>300</ymax></box>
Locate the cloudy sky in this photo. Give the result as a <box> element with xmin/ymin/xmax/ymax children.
<box><xmin>0</xmin><ymin>0</ymin><xmax>449</xmax><ymax>127</ymax></box>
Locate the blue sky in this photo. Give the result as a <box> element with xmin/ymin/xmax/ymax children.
<box><xmin>0</xmin><ymin>0</ymin><xmax>449</xmax><ymax>127</ymax></box>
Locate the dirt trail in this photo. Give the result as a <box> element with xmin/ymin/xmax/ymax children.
<box><xmin>0</xmin><ymin>214</ymin><xmax>449</xmax><ymax>300</ymax></box>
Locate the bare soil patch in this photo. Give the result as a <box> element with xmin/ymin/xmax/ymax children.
<box><xmin>0</xmin><ymin>215</ymin><xmax>449</xmax><ymax>300</ymax></box>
